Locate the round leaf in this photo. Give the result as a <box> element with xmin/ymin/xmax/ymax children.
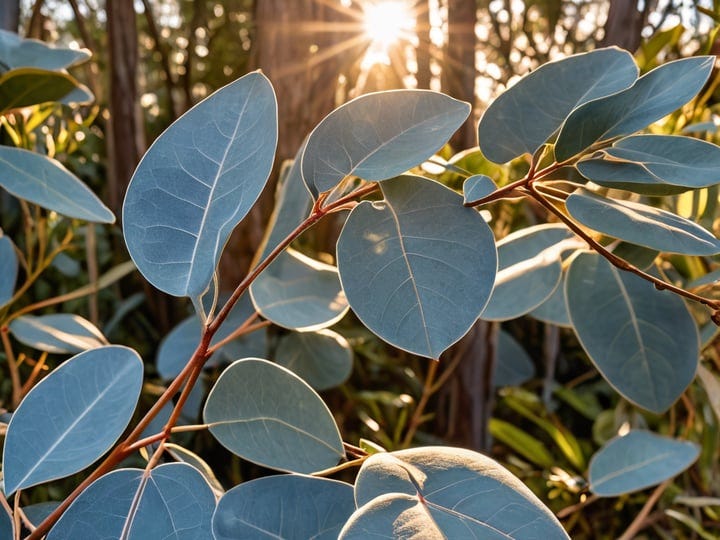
<box><xmin>47</xmin><ymin>464</ymin><xmax>216</xmax><ymax>539</ymax></box>
<box><xmin>337</xmin><ymin>175</ymin><xmax>496</xmax><ymax>359</ymax></box>
<box><xmin>3</xmin><ymin>346</ymin><xmax>143</xmax><ymax>494</ymax></box>
<box><xmin>566</xmin><ymin>252</ymin><xmax>698</xmax><ymax>413</ymax></box>
<box><xmin>481</xmin><ymin>224</ymin><xmax>576</xmax><ymax>321</ymax></box>
<box><xmin>275</xmin><ymin>329</ymin><xmax>353</xmax><ymax>390</ymax></box>
<box><xmin>528</xmin><ymin>272</ymin><xmax>571</xmax><ymax>326</ymax></box>
<box><xmin>589</xmin><ymin>430</ymin><xmax>700</xmax><ymax>497</ymax></box>
<box><xmin>478</xmin><ymin>47</ymin><xmax>637</xmax><ymax>163</ymax></box>
<box><xmin>494</xmin><ymin>329</ymin><xmax>535</xmax><ymax>387</ymax></box>
<box><xmin>250</xmin><ymin>248</ymin><xmax>349</xmax><ymax>331</ymax></box>
<box><xmin>342</xmin><ymin>447</ymin><xmax>569</xmax><ymax>539</ymax></box>
<box><xmin>9</xmin><ymin>314</ymin><xmax>107</xmax><ymax>354</ymax></box>
<box><xmin>213</xmin><ymin>475</ymin><xmax>355</xmax><ymax>539</ymax></box>
<box><xmin>462</xmin><ymin>174</ymin><xmax>497</xmax><ymax>204</ymax></box>
<box><xmin>566</xmin><ymin>189</ymin><xmax>720</xmax><ymax>255</ymax></box>
<box><xmin>0</xmin><ymin>146</ymin><xmax>114</xmax><ymax>223</ymax></box>
<box><xmin>302</xmin><ymin>90</ymin><xmax>470</xmax><ymax>195</ymax></box>
<box><xmin>0</xmin><ymin>235</ymin><xmax>18</xmax><ymax>308</ymax></box>
<box><xmin>123</xmin><ymin>71</ymin><xmax>277</xmax><ymax>297</ymax></box>
<box><xmin>203</xmin><ymin>358</ymin><xmax>344</xmax><ymax>473</ymax></box>
<box><xmin>0</xmin><ymin>29</ymin><xmax>89</xmax><ymax>70</ymax></box>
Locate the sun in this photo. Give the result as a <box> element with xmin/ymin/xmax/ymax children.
<box><xmin>362</xmin><ymin>1</ymin><xmax>416</xmax><ymax>50</ymax></box>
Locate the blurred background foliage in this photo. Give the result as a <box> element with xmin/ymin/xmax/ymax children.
<box><xmin>1</xmin><ymin>0</ymin><xmax>720</xmax><ymax>537</ymax></box>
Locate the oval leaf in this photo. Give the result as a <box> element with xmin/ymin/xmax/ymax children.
<box><xmin>0</xmin><ymin>68</ymin><xmax>92</xmax><ymax>112</ymax></box>
<box><xmin>566</xmin><ymin>189</ymin><xmax>720</xmax><ymax>255</ymax></box>
<box><xmin>528</xmin><ymin>271</ymin><xmax>571</xmax><ymax>326</ymax></box>
<box><xmin>0</xmin><ymin>235</ymin><xmax>17</xmax><ymax>307</ymax></box>
<box><xmin>0</xmin><ymin>29</ymin><xmax>89</xmax><ymax>70</ymax></box>
<box><xmin>463</xmin><ymin>174</ymin><xmax>497</xmax><ymax>204</ymax></box>
<box><xmin>203</xmin><ymin>358</ymin><xmax>345</xmax><ymax>473</ymax></box>
<box><xmin>481</xmin><ymin>224</ymin><xmax>576</xmax><ymax>321</ymax></box>
<box><xmin>275</xmin><ymin>329</ymin><xmax>353</xmax><ymax>390</ymax></box>
<box><xmin>337</xmin><ymin>175</ymin><xmax>497</xmax><ymax>359</ymax></box>
<box><xmin>577</xmin><ymin>135</ymin><xmax>720</xmax><ymax>192</ymax></box>
<box><xmin>123</xmin><ymin>71</ymin><xmax>278</xmax><ymax>297</ymax></box>
<box><xmin>213</xmin><ymin>475</ymin><xmax>355</xmax><ymax>540</ymax></box>
<box><xmin>556</xmin><ymin>56</ymin><xmax>714</xmax><ymax>161</ymax></box>
<box><xmin>9</xmin><ymin>314</ymin><xmax>107</xmax><ymax>354</ymax></box>
<box><xmin>250</xmin><ymin>248</ymin><xmax>349</xmax><ymax>332</ymax></box>
<box><xmin>566</xmin><ymin>252</ymin><xmax>698</xmax><ymax>413</ymax></box>
<box><xmin>479</xmin><ymin>47</ymin><xmax>637</xmax><ymax>163</ymax></box>
<box><xmin>589</xmin><ymin>430</ymin><xmax>700</xmax><ymax>497</ymax></box>
<box><xmin>302</xmin><ymin>90</ymin><xmax>470</xmax><ymax>195</ymax></box>
<box><xmin>341</xmin><ymin>447</ymin><xmax>569</xmax><ymax>539</ymax></box>
<box><xmin>494</xmin><ymin>329</ymin><xmax>535</xmax><ymax>387</ymax></box>
<box><xmin>3</xmin><ymin>346</ymin><xmax>143</xmax><ymax>494</ymax></box>
<box><xmin>0</xmin><ymin>146</ymin><xmax>113</xmax><ymax>222</ymax></box>
<box><xmin>47</xmin><ymin>463</ymin><xmax>215</xmax><ymax>539</ymax></box>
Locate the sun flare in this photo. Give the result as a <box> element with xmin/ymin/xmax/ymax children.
<box><xmin>362</xmin><ymin>1</ymin><xmax>416</xmax><ymax>49</ymax></box>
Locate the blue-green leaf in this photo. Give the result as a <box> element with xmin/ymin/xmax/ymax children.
<box><xmin>275</xmin><ymin>329</ymin><xmax>353</xmax><ymax>390</ymax></box>
<box><xmin>23</xmin><ymin>502</ymin><xmax>60</xmax><ymax>528</ymax></box>
<box><xmin>556</xmin><ymin>56</ymin><xmax>714</xmax><ymax>161</ymax></box>
<box><xmin>463</xmin><ymin>174</ymin><xmax>497</xmax><ymax>204</ymax></box>
<box><xmin>341</xmin><ymin>447</ymin><xmax>569</xmax><ymax>539</ymax></box>
<box><xmin>47</xmin><ymin>464</ymin><xmax>215</xmax><ymax>539</ymax></box>
<box><xmin>589</xmin><ymin>430</ymin><xmax>700</xmax><ymax>496</ymax></box>
<box><xmin>156</xmin><ymin>295</ymin><xmax>266</xmax><ymax>379</ymax></box>
<box><xmin>494</xmin><ymin>329</ymin><xmax>535</xmax><ymax>387</ymax></box>
<box><xmin>481</xmin><ymin>224</ymin><xmax>576</xmax><ymax>321</ymax></box>
<box><xmin>9</xmin><ymin>314</ymin><xmax>107</xmax><ymax>354</ymax></box>
<box><xmin>528</xmin><ymin>271</ymin><xmax>571</xmax><ymax>326</ymax></box>
<box><xmin>337</xmin><ymin>175</ymin><xmax>496</xmax><ymax>359</ymax></box>
<box><xmin>0</xmin><ymin>508</ymin><xmax>12</xmax><ymax>539</ymax></box>
<box><xmin>0</xmin><ymin>29</ymin><xmax>89</xmax><ymax>70</ymax></box>
<box><xmin>3</xmin><ymin>346</ymin><xmax>143</xmax><ymax>494</ymax></box>
<box><xmin>123</xmin><ymin>71</ymin><xmax>277</xmax><ymax>297</ymax></box>
<box><xmin>250</xmin><ymin>248</ymin><xmax>349</xmax><ymax>331</ymax></box>
<box><xmin>577</xmin><ymin>135</ymin><xmax>720</xmax><ymax>193</ymax></box>
<box><xmin>566</xmin><ymin>252</ymin><xmax>698</xmax><ymax>413</ymax></box>
<box><xmin>213</xmin><ymin>475</ymin><xmax>355</xmax><ymax>539</ymax></box>
<box><xmin>302</xmin><ymin>90</ymin><xmax>470</xmax><ymax>195</ymax></box>
<box><xmin>0</xmin><ymin>235</ymin><xmax>17</xmax><ymax>307</ymax></box>
<box><xmin>479</xmin><ymin>47</ymin><xmax>638</xmax><ymax>163</ymax></box>
<box><xmin>203</xmin><ymin>358</ymin><xmax>344</xmax><ymax>473</ymax></box>
<box><xmin>566</xmin><ymin>189</ymin><xmax>720</xmax><ymax>255</ymax></box>
<box><xmin>0</xmin><ymin>146</ymin><xmax>114</xmax><ymax>223</ymax></box>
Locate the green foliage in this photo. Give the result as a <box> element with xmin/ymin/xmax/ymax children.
<box><xmin>1</xmin><ymin>30</ymin><xmax>719</xmax><ymax>539</ymax></box>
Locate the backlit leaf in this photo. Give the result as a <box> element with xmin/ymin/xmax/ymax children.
<box><xmin>204</xmin><ymin>358</ymin><xmax>344</xmax><ymax>473</ymax></box>
<box><xmin>3</xmin><ymin>346</ymin><xmax>143</xmax><ymax>494</ymax></box>
<box><xmin>494</xmin><ymin>329</ymin><xmax>535</xmax><ymax>387</ymax></box>
<box><xmin>0</xmin><ymin>29</ymin><xmax>89</xmax><ymax>70</ymax></box>
<box><xmin>123</xmin><ymin>71</ymin><xmax>277</xmax><ymax>297</ymax></box>
<box><xmin>9</xmin><ymin>314</ymin><xmax>107</xmax><ymax>354</ymax></box>
<box><xmin>0</xmin><ymin>68</ymin><xmax>92</xmax><ymax>112</ymax></box>
<box><xmin>0</xmin><ymin>235</ymin><xmax>17</xmax><ymax>308</ymax></box>
<box><xmin>302</xmin><ymin>90</ymin><xmax>470</xmax><ymax>195</ymax></box>
<box><xmin>337</xmin><ymin>175</ymin><xmax>496</xmax><ymax>358</ymax></box>
<box><xmin>275</xmin><ymin>329</ymin><xmax>353</xmax><ymax>390</ymax></box>
<box><xmin>463</xmin><ymin>174</ymin><xmax>497</xmax><ymax>204</ymax></box>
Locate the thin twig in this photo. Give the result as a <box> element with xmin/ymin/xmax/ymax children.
<box><xmin>618</xmin><ymin>480</ymin><xmax>671</xmax><ymax>540</ymax></box>
<box><xmin>402</xmin><ymin>360</ymin><xmax>438</xmax><ymax>447</ymax></box>
<box><xmin>1</xmin><ymin>326</ymin><xmax>21</xmax><ymax>408</ymax></box>
<box><xmin>311</xmin><ymin>455</ymin><xmax>370</xmax><ymax>477</ymax></box>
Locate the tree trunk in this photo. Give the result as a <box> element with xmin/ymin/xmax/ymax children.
<box><xmin>0</xmin><ymin>0</ymin><xmax>19</xmax><ymax>32</ymax></box>
<box><xmin>442</xmin><ymin>0</ymin><xmax>477</xmax><ymax>150</ymax></box>
<box><xmin>415</xmin><ymin>0</ymin><xmax>432</xmax><ymax>89</ymax></box>
<box><xmin>600</xmin><ymin>0</ymin><xmax>656</xmax><ymax>52</ymax></box>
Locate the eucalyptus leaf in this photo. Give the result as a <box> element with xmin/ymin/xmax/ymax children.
<box><xmin>566</xmin><ymin>252</ymin><xmax>698</xmax><ymax>413</ymax></box>
<box><xmin>566</xmin><ymin>189</ymin><xmax>720</xmax><ymax>255</ymax></box>
<box><xmin>528</xmin><ymin>271</ymin><xmax>571</xmax><ymax>326</ymax></box>
<box><xmin>22</xmin><ymin>502</ymin><xmax>60</xmax><ymax>528</ymax></box>
<box><xmin>341</xmin><ymin>447</ymin><xmax>569</xmax><ymax>539</ymax></box>
<box><xmin>479</xmin><ymin>47</ymin><xmax>637</xmax><ymax>163</ymax></box>
<box><xmin>302</xmin><ymin>90</ymin><xmax>470</xmax><ymax>195</ymax></box>
<box><xmin>0</xmin><ymin>146</ymin><xmax>114</xmax><ymax>223</ymax></box>
<box><xmin>47</xmin><ymin>464</ymin><xmax>216</xmax><ymax>539</ymax></box>
<box><xmin>250</xmin><ymin>248</ymin><xmax>349</xmax><ymax>331</ymax></box>
<box><xmin>0</xmin><ymin>508</ymin><xmax>12</xmax><ymax>539</ymax></box>
<box><xmin>481</xmin><ymin>224</ymin><xmax>576</xmax><ymax>321</ymax></box>
<box><xmin>123</xmin><ymin>71</ymin><xmax>277</xmax><ymax>297</ymax></box>
<box><xmin>3</xmin><ymin>346</ymin><xmax>143</xmax><ymax>494</ymax></box>
<box><xmin>9</xmin><ymin>314</ymin><xmax>107</xmax><ymax>354</ymax></box>
<box><xmin>0</xmin><ymin>68</ymin><xmax>92</xmax><ymax>112</ymax></box>
<box><xmin>494</xmin><ymin>329</ymin><xmax>535</xmax><ymax>387</ymax></box>
<box><xmin>463</xmin><ymin>174</ymin><xmax>497</xmax><ymax>204</ymax></box>
<box><xmin>589</xmin><ymin>430</ymin><xmax>700</xmax><ymax>496</ymax></box>
<box><xmin>275</xmin><ymin>329</ymin><xmax>353</xmax><ymax>390</ymax></box>
<box><xmin>0</xmin><ymin>235</ymin><xmax>17</xmax><ymax>307</ymax></box>
<box><xmin>165</xmin><ymin>443</ymin><xmax>225</xmax><ymax>497</ymax></box>
<box><xmin>0</xmin><ymin>29</ymin><xmax>89</xmax><ymax>70</ymax></box>
<box><xmin>577</xmin><ymin>135</ymin><xmax>720</xmax><ymax>192</ymax></box>
<box><xmin>556</xmin><ymin>56</ymin><xmax>714</xmax><ymax>161</ymax></box>
<box><xmin>337</xmin><ymin>175</ymin><xmax>496</xmax><ymax>358</ymax></box>
<box><xmin>204</xmin><ymin>358</ymin><xmax>345</xmax><ymax>473</ymax></box>
<box><xmin>213</xmin><ymin>475</ymin><xmax>355</xmax><ymax>540</ymax></box>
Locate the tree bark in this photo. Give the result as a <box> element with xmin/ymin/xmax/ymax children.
<box><xmin>600</xmin><ymin>0</ymin><xmax>656</xmax><ymax>52</ymax></box>
<box><xmin>415</xmin><ymin>0</ymin><xmax>432</xmax><ymax>89</ymax></box>
<box><xmin>0</xmin><ymin>0</ymin><xmax>19</xmax><ymax>32</ymax></box>
<box><xmin>442</xmin><ymin>0</ymin><xmax>477</xmax><ymax>150</ymax></box>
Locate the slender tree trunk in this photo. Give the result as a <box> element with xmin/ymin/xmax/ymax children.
<box><xmin>442</xmin><ymin>0</ymin><xmax>477</xmax><ymax>150</ymax></box>
<box><xmin>600</xmin><ymin>0</ymin><xmax>656</xmax><ymax>52</ymax></box>
<box><xmin>0</xmin><ymin>0</ymin><xmax>19</xmax><ymax>32</ymax></box>
<box><xmin>415</xmin><ymin>0</ymin><xmax>432</xmax><ymax>89</ymax></box>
